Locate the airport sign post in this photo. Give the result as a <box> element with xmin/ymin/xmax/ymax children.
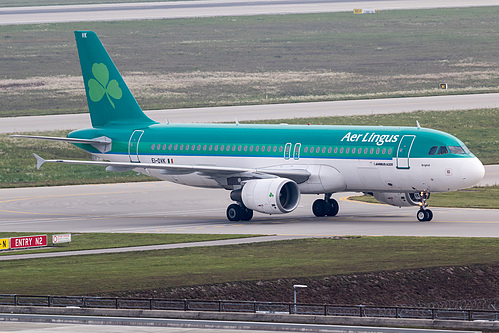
<box><xmin>10</xmin><ymin>235</ymin><xmax>47</xmax><ymax>249</ymax></box>
<box><xmin>52</xmin><ymin>234</ymin><xmax>71</xmax><ymax>244</ymax></box>
<box><xmin>0</xmin><ymin>238</ymin><xmax>9</xmax><ymax>250</ymax></box>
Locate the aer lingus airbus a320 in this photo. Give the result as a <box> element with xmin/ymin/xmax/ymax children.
<box><xmin>13</xmin><ymin>31</ymin><xmax>485</xmax><ymax>222</ymax></box>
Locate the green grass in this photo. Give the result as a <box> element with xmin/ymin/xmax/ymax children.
<box><xmin>0</xmin><ymin>236</ymin><xmax>497</xmax><ymax>295</ymax></box>
<box><xmin>0</xmin><ymin>233</ymin><xmax>259</xmax><ymax>256</ymax></box>
<box><xmin>1</xmin><ymin>130</ymin><xmax>155</xmax><ymax>187</ymax></box>
<box><xmin>1</xmin><ymin>7</ymin><xmax>498</xmax><ymax>117</ymax></box>
<box><xmin>350</xmin><ymin>186</ymin><xmax>499</xmax><ymax>209</ymax></box>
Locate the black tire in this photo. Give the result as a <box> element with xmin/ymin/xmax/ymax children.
<box><xmin>227</xmin><ymin>204</ymin><xmax>242</xmax><ymax>221</ymax></box>
<box><xmin>417</xmin><ymin>209</ymin><xmax>429</xmax><ymax>222</ymax></box>
<box><xmin>312</xmin><ymin>199</ymin><xmax>328</xmax><ymax>217</ymax></box>
<box><xmin>241</xmin><ymin>208</ymin><xmax>254</xmax><ymax>221</ymax></box>
<box><xmin>326</xmin><ymin>199</ymin><xmax>339</xmax><ymax>217</ymax></box>
<box><xmin>425</xmin><ymin>209</ymin><xmax>433</xmax><ymax>222</ymax></box>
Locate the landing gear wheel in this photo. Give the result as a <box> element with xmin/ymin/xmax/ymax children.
<box><xmin>425</xmin><ymin>209</ymin><xmax>433</xmax><ymax>222</ymax></box>
<box><xmin>417</xmin><ymin>209</ymin><xmax>433</xmax><ymax>222</ymax></box>
<box><xmin>240</xmin><ymin>207</ymin><xmax>253</xmax><ymax>221</ymax></box>
<box><xmin>326</xmin><ymin>199</ymin><xmax>339</xmax><ymax>217</ymax></box>
<box><xmin>312</xmin><ymin>199</ymin><xmax>329</xmax><ymax>217</ymax></box>
<box><xmin>227</xmin><ymin>204</ymin><xmax>242</xmax><ymax>221</ymax></box>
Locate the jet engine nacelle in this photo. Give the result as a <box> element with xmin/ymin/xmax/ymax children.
<box><xmin>372</xmin><ymin>192</ymin><xmax>423</xmax><ymax>207</ymax></box>
<box><xmin>240</xmin><ymin>178</ymin><xmax>300</xmax><ymax>214</ymax></box>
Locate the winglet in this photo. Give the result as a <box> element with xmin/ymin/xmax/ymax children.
<box><xmin>416</xmin><ymin>120</ymin><xmax>421</xmax><ymax>129</ymax></box>
<box><xmin>33</xmin><ymin>153</ymin><xmax>46</xmax><ymax>170</ymax></box>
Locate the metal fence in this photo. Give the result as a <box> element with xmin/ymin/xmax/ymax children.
<box><xmin>1</xmin><ymin>294</ymin><xmax>498</xmax><ymax>322</ymax></box>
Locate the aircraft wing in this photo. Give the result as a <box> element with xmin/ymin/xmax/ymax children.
<box><xmin>33</xmin><ymin>154</ymin><xmax>311</xmax><ymax>184</ymax></box>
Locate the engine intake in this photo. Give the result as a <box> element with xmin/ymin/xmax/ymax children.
<box><xmin>235</xmin><ymin>178</ymin><xmax>300</xmax><ymax>214</ymax></box>
<box><xmin>372</xmin><ymin>192</ymin><xmax>423</xmax><ymax>207</ymax></box>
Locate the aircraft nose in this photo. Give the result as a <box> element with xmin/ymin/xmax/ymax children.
<box><xmin>461</xmin><ymin>157</ymin><xmax>485</xmax><ymax>187</ymax></box>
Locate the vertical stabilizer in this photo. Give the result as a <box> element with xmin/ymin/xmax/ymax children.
<box><xmin>74</xmin><ymin>31</ymin><xmax>157</xmax><ymax>127</ymax></box>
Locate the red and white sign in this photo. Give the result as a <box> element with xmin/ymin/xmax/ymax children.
<box><xmin>52</xmin><ymin>234</ymin><xmax>71</xmax><ymax>244</ymax></box>
<box><xmin>10</xmin><ymin>235</ymin><xmax>47</xmax><ymax>249</ymax></box>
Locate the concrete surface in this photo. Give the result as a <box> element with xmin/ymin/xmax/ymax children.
<box><xmin>0</xmin><ymin>306</ymin><xmax>491</xmax><ymax>332</ymax></box>
<box><xmin>2</xmin><ymin>0</ymin><xmax>499</xmax><ymax>25</ymax></box>
<box><xmin>2</xmin><ymin>93</ymin><xmax>499</xmax><ymax>134</ymax></box>
<box><xmin>0</xmin><ymin>180</ymin><xmax>498</xmax><ymax>237</ymax></box>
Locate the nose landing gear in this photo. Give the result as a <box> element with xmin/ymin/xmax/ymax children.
<box><xmin>416</xmin><ymin>191</ymin><xmax>433</xmax><ymax>222</ymax></box>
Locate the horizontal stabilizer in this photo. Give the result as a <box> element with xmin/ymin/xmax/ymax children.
<box><xmin>11</xmin><ymin>135</ymin><xmax>112</xmax><ymax>153</ymax></box>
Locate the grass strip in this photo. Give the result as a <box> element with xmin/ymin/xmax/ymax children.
<box><xmin>0</xmin><ymin>236</ymin><xmax>497</xmax><ymax>295</ymax></box>
<box><xmin>349</xmin><ymin>186</ymin><xmax>499</xmax><ymax>209</ymax></box>
<box><xmin>0</xmin><ymin>233</ymin><xmax>259</xmax><ymax>256</ymax></box>
<box><xmin>1</xmin><ymin>7</ymin><xmax>498</xmax><ymax>117</ymax></box>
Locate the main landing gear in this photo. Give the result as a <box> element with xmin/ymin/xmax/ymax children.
<box><xmin>416</xmin><ymin>191</ymin><xmax>433</xmax><ymax>222</ymax></box>
<box><xmin>226</xmin><ymin>203</ymin><xmax>253</xmax><ymax>222</ymax></box>
<box><xmin>312</xmin><ymin>193</ymin><xmax>339</xmax><ymax>217</ymax></box>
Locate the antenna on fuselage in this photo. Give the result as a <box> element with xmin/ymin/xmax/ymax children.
<box><xmin>235</xmin><ymin>117</ymin><xmax>239</xmax><ymax>126</ymax></box>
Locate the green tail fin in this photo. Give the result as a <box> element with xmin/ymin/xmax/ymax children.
<box><xmin>74</xmin><ymin>31</ymin><xmax>157</xmax><ymax>128</ymax></box>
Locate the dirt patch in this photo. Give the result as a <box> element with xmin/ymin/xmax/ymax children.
<box><xmin>105</xmin><ymin>263</ymin><xmax>499</xmax><ymax>310</ymax></box>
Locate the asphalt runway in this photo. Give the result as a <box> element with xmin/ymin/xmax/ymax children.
<box><xmin>3</xmin><ymin>93</ymin><xmax>499</xmax><ymax>134</ymax></box>
<box><xmin>2</xmin><ymin>0</ymin><xmax>498</xmax><ymax>25</ymax></box>
<box><xmin>1</xmin><ymin>179</ymin><xmax>497</xmax><ymax>237</ymax></box>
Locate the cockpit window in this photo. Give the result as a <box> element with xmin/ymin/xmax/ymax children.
<box><xmin>448</xmin><ymin>146</ymin><xmax>466</xmax><ymax>154</ymax></box>
<box><xmin>437</xmin><ymin>146</ymin><xmax>449</xmax><ymax>155</ymax></box>
<box><xmin>461</xmin><ymin>143</ymin><xmax>471</xmax><ymax>154</ymax></box>
<box><xmin>428</xmin><ymin>146</ymin><xmax>438</xmax><ymax>155</ymax></box>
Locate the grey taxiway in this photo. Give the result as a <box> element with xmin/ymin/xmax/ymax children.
<box><xmin>0</xmin><ymin>179</ymin><xmax>497</xmax><ymax>237</ymax></box>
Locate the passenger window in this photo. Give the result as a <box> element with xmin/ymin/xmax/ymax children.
<box><xmin>437</xmin><ymin>146</ymin><xmax>449</xmax><ymax>155</ymax></box>
<box><xmin>428</xmin><ymin>146</ymin><xmax>438</xmax><ymax>155</ymax></box>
